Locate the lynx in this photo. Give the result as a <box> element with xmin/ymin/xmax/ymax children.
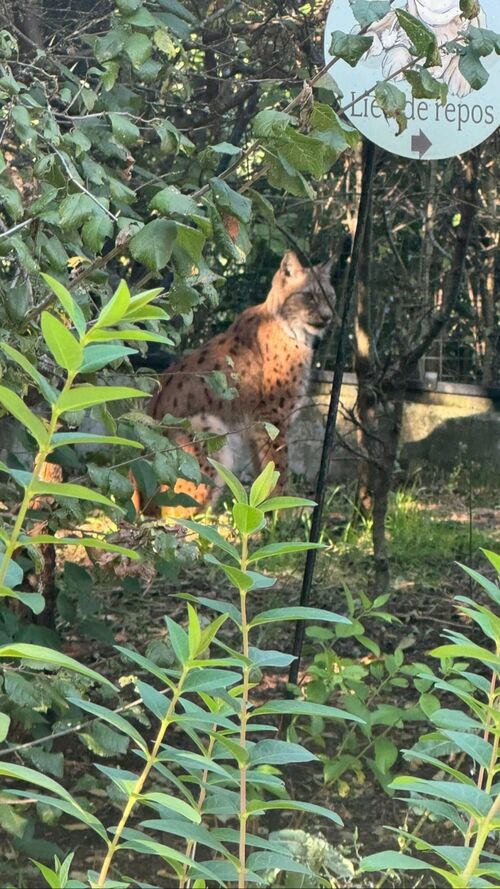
<box><xmin>146</xmin><ymin>251</ymin><xmax>335</xmax><ymax>514</ymax></box>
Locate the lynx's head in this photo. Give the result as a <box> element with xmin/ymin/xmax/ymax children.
<box><xmin>266</xmin><ymin>251</ymin><xmax>335</xmax><ymax>344</ymax></box>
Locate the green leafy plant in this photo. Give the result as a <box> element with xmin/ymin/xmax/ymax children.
<box><xmin>0</xmin><ymin>407</ymin><xmax>363</xmax><ymax>887</ymax></box>
<box><xmin>361</xmin><ymin>550</ymin><xmax>500</xmax><ymax>887</ymax></box>
<box><xmin>289</xmin><ymin>586</ymin><xmax>433</xmax><ymax>795</ymax></box>
<box><xmin>0</xmin><ymin>274</ymin><xmax>172</xmax><ymax>616</ymax></box>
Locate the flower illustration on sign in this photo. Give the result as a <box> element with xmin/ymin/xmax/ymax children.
<box><xmin>362</xmin><ymin>0</ymin><xmax>486</xmax><ymax>97</ymax></box>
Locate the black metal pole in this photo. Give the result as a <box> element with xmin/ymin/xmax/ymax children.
<box><xmin>288</xmin><ymin>140</ymin><xmax>377</xmax><ymax>687</ymax></box>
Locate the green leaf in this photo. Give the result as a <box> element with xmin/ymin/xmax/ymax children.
<box><xmin>10</xmin><ymin>786</ymin><xmax>106</xmax><ymax>841</ymax></box>
<box><xmin>249</xmin><ymin>462</ymin><xmax>279</xmax><ymax>506</ymax></box>
<box><xmin>119</xmin><ymin>833</ymin><xmax>219</xmax><ymax>882</ymax></box>
<box><xmin>165</xmin><ymin>616</ymin><xmax>190</xmax><ymax>665</ymax></box>
<box><xmin>109</xmin><ymin>112</ymin><xmax>141</xmax><ymax>147</ymax></box>
<box><xmin>329</xmin><ymin>30</ymin><xmax>373</xmax><ymax>66</ymax></box>
<box><xmin>205</xmin><ymin>556</ymin><xmax>253</xmax><ymax>594</ymax></box>
<box><xmin>95</xmin><ymin>28</ymin><xmax>126</xmax><ymax>62</ymax></box>
<box><xmin>57</xmin><ymin>385</ymin><xmax>145</xmax><ymax>413</ymax></box>
<box><xmin>232</xmin><ymin>503</ymin><xmax>265</xmax><ymax>535</ymax></box>
<box><xmin>431</xmin><ymin>643</ymin><xmax>500</xmax><ymax>667</ymax></box>
<box><xmin>247</xmin><ymin>851</ymin><xmax>313</xmax><ymax>877</ymax></box>
<box><xmin>253</xmin><ymin>109</ymin><xmax>293</xmax><ymax>137</ymax></box>
<box><xmin>187</xmin><ymin>603</ymin><xmax>202</xmax><ymax>657</ymax></box>
<box><xmin>208</xmin><ymin>178</ymin><xmax>252</xmax><ymax>224</ymax></box>
<box><xmin>59</xmin><ymin>193</ymin><xmax>95</xmax><ymax>229</ymax></box>
<box><xmin>0</xmin><ymin>342</ymin><xmax>57</xmax><ymax>404</ymax></box>
<box><xmin>468</xmin><ymin>26</ymin><xmax>500</xmax><ymax>56</ymax></box>
<box><xmin>374</xmin><ymin>81</ymin><xmax>407</xmax><ymax>134</ymax></box>
<box><xmin>82</xmin><ymin>211</ymin><xmax>114</xmax><ymax>252</ymax></box>
<box><xmin>246</xmin><ymin>798</ymin><xmax>342</xmax><ymax>826</ymax></box>
<box><xmin>276</xmin><ymin>131</ymin><xmax>329</xmax><ymax>179</ymax></box>
<box><xmin>390</xmin><ymin>777</ymin><xmax>492</xmax><ymax>819</ymax></box>
<box><xmin>178</xmin><ymin>594</ymin><xmax>241</xmax><ymax>625</ymax></box>
<box><xmin>0</xmin><ymin>712</ymin><xmax>10</xmax><ymax>742</ymax></box>
<box><xmin>140</xmin><ymin>791</ymin><xmax>201</xmax><ymax>823</ymax></box>
<box><xmin>249</xmin><ymin>647</ymin><xmax>295</xmax><ymax>668</ymax></box>
<box><xmin>208</xmin><ymin>458</ymin><xmax>247</xmax><ymax>504</ymax></box>
<box><xmin>404</xmin><ymin>67</ymin><xmax>448</xmax><ymax>103</ymax></box>
<box><xmin>95</xmin><ymin>280</ymin><xmax>131</xmax><ymax>329</ymax></box>
<box><xmin>40</xmin><ymin>274</ymin><xmax>86</xmax><ymax>335</ymax></box>
<box><xmin>153</xmin><ymin>27</ymin><xmax>177</xmax><ymax>58</ymax></box>
<box><xmin>458</xmin><ymin>46</ymin><xmax>489</xmax><ymax>90</ymax></box>
<box><xmin>249</xmin><ymin>740</ymin><xmax>317</xmax><ymax>766</ymax></box>
<box><xmin>374</xmin><ymin>737</ymin><xmax>398</xmax><ymax>774</ymax></box>
<box><xmin>4</xmin><ymin>559</ymin><xmax>23</xmax><ymax>588</ymax></box>
<box><xmin>116</xmin><ymin>0</ymin><xmax>141</xmax><ymax>12</ymax></box>
<box><xmin>0</xmin><ymin>183</ymin><xmax>23</xmax><ymax>221</ymax></box>
<box><xmin>250</xmin><ymin>605</ymin><xmax>349</xmax><ymax>627</ymax></box>
<box><xmin>25</xmin><ymin>535</ymin><xmax>139</xmax><ymax>560</ymax></box>
<box><xmin>80</xmin><ymin>344</ymin><xmax>137</xmax><ymax>372</ymax></box>
<box><xmin>247</xmin><ymin>542</ymin><xmax>324</xmax><ymax>563</ymax></box>
<box><xmin>361</xmin><ymin>852</ymin><xmax>433</xmax><ymax>872</ymax></box>
<box><xmin>51</xmin><ymin>431</ymin><xmax>142</xmax><ymax>449</ymax></box>
<box><xmin>259</xmin><ymin>496</ymin><xmax>316</xmax><ymax>512</ymax></box>
<box><xmin>458</xmin><ymin>560</ymin><xmax>500</xmax><ymax>606</ymax></box>
<box><xmin>0</xmin><ymin>803</ymin><xmax>28</xmax><ymax>839</ymax></box>
<box><xmin>129</xmin><ymin>219</ymin><xmax>177</xmax><ymax>271</ymax></box>
<box><xmin>41</xmin><ymin>312</ymin><xmax>83</xmax><ymax>371</ymax></box>
<box><xmin>30</xmin><ymin>480</ymin><xmax>118</xmax><ymax>510</ymax></box>
<box><xmin>0</xmin><ymin>385</ymin><xmax>48</xmax><ymax>447</ymax></box>
<box><xmin>174</xmin><ymin>222</ymin><xmax>205</xmax><ymax>264</ymax></box>
<box><xmin>441</xmin><ymin>731</ymin><xmax>493</xmax><ymax>769</ymax></box>
<box><xmin>350</xmin><ymin>0</ymin><xmax>391</xmax><ymax>26</ymax></box>
<box><xmin>150</xmin><ymin>186</ymin><xmax>198</xmax><ymax>217</ymax></box>
<box><xmin>251</xmin><ymin>699</ymin><xmax>364</xmax><ymax>723</ymax></box>
<box><xmin>136</xmin><ymin>680</ymin><xmax>169</xmax><ymax>719</ymax></box>
<box><xmin>87</xmin><ymin>328</ymin><xmax>173</xmax><ymax>345</ymax></box>
<box><xmin>0</xmin><ymin>642</ymin><xmax>114</xmax><ymax>687</ymax></box>
<box><xmin>176</xmin><ymin>519</ymin><xmax>240</xmax><ymax>562</ymax></box>
<box><xmin>115</xmin><ymin>646</ymin><xmax>174</xmax><ymax>687</ymax></box>
<box><xmin>184</xmin><ymin>668</ymin><xmax>241</xmax><ymax>692</ymax></box>
<box><xmin>140</xmin><ymin>818</ymin><xmax>231</xmax><ymax>857</ymax></box>
<box><xmin>0</xmin><ymin>585</ymin><xmax>44</xmax><ymax>615</ymax></box>
<box><xmin>211</xmin><ymin>141</ymin><xmax>241</xmax><ymax>156</ymax></box>
<box><xmin>124</xmin><ymin>32</ymin><xmax>152</xmax><ymax>67</ymax></box>
<box><xmin>395</xmin><ymin>9</ymin><xmax>440</xmax><ymax>66</ymax></box>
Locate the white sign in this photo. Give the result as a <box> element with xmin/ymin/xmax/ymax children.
<box><xmin>323</xmin><ymin>0</ymin><xmax>500</xmax><ymax>159</ymax></box>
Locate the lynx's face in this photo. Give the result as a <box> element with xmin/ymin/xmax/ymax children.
<box><xmin>268</xmin><ymin>251</ymin><xmax>335</xmax><ymax>343</ymax></box>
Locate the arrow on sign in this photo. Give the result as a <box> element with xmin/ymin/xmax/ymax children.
<box><xmin>411</xmin><ymin>129</ymin><xmax>432</xmax><ymax>158</ymax></box>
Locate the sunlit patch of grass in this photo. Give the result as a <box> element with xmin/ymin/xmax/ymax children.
<box><xmin>386</xmin><ymin>489</ymin><xmax>494</xmax><ymax>567</ymax></box>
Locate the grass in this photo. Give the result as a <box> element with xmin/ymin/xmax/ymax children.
<box><xmin>387</xmin><ymin>488</ymin><xmax>495</xmax><ymax>566</ymax></box>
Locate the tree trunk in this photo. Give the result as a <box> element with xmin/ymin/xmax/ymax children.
<box><xmin>481</xmin><ymin>163</ymin><xmax>498</xmax><ymax>386</ymax></box>
<box><xmin>353</xmin><ymin>149</ymin><xmax>480</xmax><ymax>592</ymax></box>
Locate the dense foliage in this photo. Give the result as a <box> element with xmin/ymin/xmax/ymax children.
<box><xmin>0</xmin><ymin>1</ymin><xmax>499</xmax><ymax>886</ymax></box>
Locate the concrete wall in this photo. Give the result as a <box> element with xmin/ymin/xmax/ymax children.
<box><xmin>289</xmin><ymin>372</ymin><xmax>500</xmax><ymax>483</ymax></box>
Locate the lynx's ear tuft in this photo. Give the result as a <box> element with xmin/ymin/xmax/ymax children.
<box><xmin>280</xmin><ymin>250</ymin><xmax>304</xmax><ymax>278</ymax></box>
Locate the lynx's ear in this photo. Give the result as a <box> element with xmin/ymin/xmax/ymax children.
<box><xmin>320</xmin><ymin>257</ymin><xmax>334</xmax><ymax>277</ymax></box>
<box><xmin>279</xmin><ymin>251</ymin><xmax>304</xmax><ymax>278</ymax></box>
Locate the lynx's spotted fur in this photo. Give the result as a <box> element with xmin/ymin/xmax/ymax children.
<box><xmin>148</xmin><ymin>251</ymin><xmax>335</xmax><ymax>514</ymax></box>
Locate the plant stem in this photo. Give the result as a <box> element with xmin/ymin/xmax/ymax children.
<box><xmin>179</xmin><ymin>730</ymin><xmax>217</xmax><ymax>889</ymax></box>
<box><xmin>465</xmin><ymin>669</ymin><xmax>498</xmax><ymax>846</ymax></box>
<box><xmin>460</xmin><ymin>793</ymin><xmax>500</xmax><ymax>887</ymax></box>
<box><xmin>238</xmin><ymin>532</ymin><xmax>250</xmax><ymax>889</ymax></box>
<box><xmin>96</xmin><ymin>667</ymin><xmax>188</xmax><ymax>889</ymax></box>
<box><xmin>0</xmin><ymin>371</ymin><xmax>75</xmax><ymax>590</ymax></box>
